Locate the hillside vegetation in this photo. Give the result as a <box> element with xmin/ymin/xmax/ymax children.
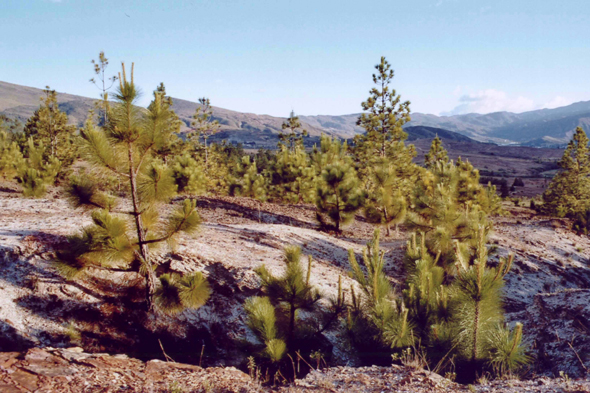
<box><xmin>0</xmin><ymin>54</ymin><xmax>589</xmax><ymax>390</ymax></box>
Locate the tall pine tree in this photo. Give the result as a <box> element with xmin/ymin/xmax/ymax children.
<box><xmin>57</xmin><ymin>63</ymin><xmax>208</xmax><ymax>313</ymax></box>
<box><xmin>279</xmin><ymin>110</ymin><xmax>308</xmax><ymax>152</ymax></box>
<box><xmin>542</xmin><ymin>127</ymin><xmax>590</xmax><ymax>217</ymax></box>
<box><xmin>189</xmin><ymin>98</ymin><xmax>221</xmax><ymax>169</ymax></box>
<box><xmin>90</xmin><ymin>51</ymin><xmax>118</xmax><ymax>125</ymax></box>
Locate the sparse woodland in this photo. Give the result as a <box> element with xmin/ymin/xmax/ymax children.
<box><xmin>1</xmin><ymin>54</ymin><xmax>589</xmax><ymax>388</ymax></box>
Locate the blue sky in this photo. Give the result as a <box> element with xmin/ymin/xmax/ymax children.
<box><xmin>1</xmin><ymin>0</ymin><xmax>589</xmax><ymax>117</ymax></box>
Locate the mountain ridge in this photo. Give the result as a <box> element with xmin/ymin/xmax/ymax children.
<box><xmin>2</xmin><ymin>80</ymin><xmax>588</xmax><ymax>147</ymax></box>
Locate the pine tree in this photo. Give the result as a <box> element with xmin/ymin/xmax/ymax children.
<box><xmin>424</xmin><ymin>136</ymin><xmax>449</xmax><ymax>169</ymax></box>
<box><xmin>542</xmin><ymin>127</ymin><xmax>590</xmax><ymax>217</ymax></box>
<box><xmin>348</xmin><ymin>229</ymin><xmax>414</xmax><ymax>361</ymax></box>
<box><xmin>407</xmin><ymin>160</ymin><xmax>492</xmax><ymax>269</ymax></box>
<box><xmin>353</xmin><ymin>56</ymin><xmax>418</xmax><ymax>231</ymax></box>
<box><xmin>268</xmin><ymin>146</ymin><xmax>316</xmax><ymax>203</ymax></box>
<box><xmin>245</xmin><ymin>246</ymin><xmax>323</xmax><ymax>365</ymax></box>
<box><xmin>203</xmin><ymin>143</ymin><xmax>233</xmax><ymax>193</ymax></box>
<box><xmin>0</xmin><ymin>114</ymin><xmax>22</xmax><ymax>136</ymax></box>
<box><xmin>451</xmin><ymin>228</ymin><xmax>517</xmax><ymax>377</ymax></box>
<box><xmin>486</xmin><ymin>322</ymin><xmax>529</xmax><ymax>376</ymax></box>
<box><xmin>403</xmin><ymin>232</ymin><xmax>449</xmax><ymax>342</ymax></box>
<box><xmin>189</xmin><ymin>98</ymin><xmax>220</xmax><ymax>169</ymax></box>
<box><xmin>16</xmin><ymin>138</ymin><xmax>61</xmax><ymax>197</ymax></box>
<box><xmin>455</xmin><ymin>157</ymin><xmax>487</xmax><ymax>208</ymax></box>
<box><xmin>310</xmin><ymin>134</ymin><xmax>348</xmax><ymax>175</ymax></box>
<box><xmin>255</xmin><ymin>246</ymin><xmax>321</xmax><ymax>343</ymax></box>
<box><xmin>279</xmin><ymin>111</ymin><xmax>308</xmax><ymax>152</ymax></box>
<box><xmin>512</xmin><ymin>178</ymin><xmax>524</xmax><ymax>188</ymax></box>
<box><xmin>355</xmin><ymin>57</ymin><xmax>413</xmax><ymax>161</ymax></box>
<box><xmin>244</xmin><ymin>296</ymin><xmax>287</xmax><ymax>363</ymax></box>
<box><xmin>149</xmin><ymin>83</ymin><xmax>184</xmax><ymax>162</ymax></box>
<box><xmin>229</xmin><ymin>156</ymin><xmax>268</xmax><ymax>221</ymax></box>
<box><xmin>0</xmin><ymin>128</ymin><xmax>23</xmax><ymax>180</ymax></box>
<box><xmin>171</xmin><ymin>153</ymin><xmax>207</xmax><ymax>196</ymax></box>
<box><xmin>57</xmin><ymin>63</ymin><xmax>208</xmax><ymax>313</ymax></box>
<box><xmin>363</xmin><ymin>161</ymin><xmax>407</xmax><ymax>236</ymax></box>
<box><xmin>90</xmin><ymin>51</ymin><xmax>118</xmax><ymax>125</ymax></box>
<box><xmin>314</xmin><ymin>136</ymin><xmax>365</xmax><ymax>232</ymax></box>
<box><xmin>23</xmin><ymin>87</ymin><xmax>77</xmax><ymax>168</ymax></box>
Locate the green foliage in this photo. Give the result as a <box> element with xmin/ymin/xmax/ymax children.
<box><xmin>229</xmin><ymin>156</ymin><xmax>268</xmax><ymax>202</ymax></box>
<box><xmin>279</xmin><ymin>111</ymin><xmax>308</xmax><ymax>152</ymax></box>
<box><xmin>363</xmin><ymin>161</ymin><xmax>408</xmax><ymax>236</ymax></box>
<box><xmin>351</xmin><ymin>57</ymin><xmax>419</xmax><ymax>236</ymax></box>
<box><xmin>147</xmin><ymin>83</ymin><xmax>184</xmax><ymax>162</ymax></box>
<box><xmin>0</xmin><ymin>129</ymin><xmax>24</xmax><ymax>179</ymax></box>
<box><xmin>403</xmin><ymin>233</ymin><xmax>449</xmax><ymax>341</ymax></box>
<box><xmin>424</xmin><ymin>136</ymin><xmax>449</xmax><ymax>169</ymax></box>
<box><xmin>347</xmin><ymin>229</ymin><xmax>414</xmax><ymax>362</ymax></box>
<box><xmin>407</xmin><ymin>158</ymin><xmax>495</xmax><ymax>269</ymax></box>
<box><xmin>188</xmin><ymin>97</ymin><xmax>221</xmax><ymax>170</ymax></box>
<box><xmin>23</xmin><ymin>86</ymin><xmax>77</xmax><ymax>170</ymax></box>
<box><xmin>573</xmin><ymin>208</ymin><xmax>590</xmax><ymax>235</ymax></box>
<box><xmin>487</xmin><ymin>323</ymin><xmax>530</xmax><ymax>376</ymax></box>
<box><xmin>245</xmin><ymin>296</ymin><xmax>286</xmax><ymax>362</ymax></box>
<box><xmin>155</xmin><ymin>272</ymin><xmax>211</xmax><ymax>315</ymax></box>
<box><xmin>255</xmin><ymin>246</ymin><xmax>321</xmax><ymax>341</ymax></box>
<box><xmin>268</xmin><ymin>146</ymin><xmax>316</xmax><ymax>203</ymax></box>
<box><xmin>58</xmin><ymin>63</ymin><xmax>206</xmax><ymax>313</ymax></box>
<box><xmin>542</xmin><ymin>127</ymin><xmax>590</xmax><ymax>218</ymax></box>
<box><xmin>245</xmin><ymin>246</ymin><xmax>329</xmax><ymax>368</ymax></box>
<box><xmin>451</xmin><ymin>229</ymin><xmax>514</xmax><ymax>374</ymax></box>
<box><xmin>399</xmin><ymin>225</ymin><xmax>529</xmax><ymax>380</ymax></box>
<box><xmin>0</xmin><ymin>114</ymin><xmax>22</xmax><ymax>134</ymax></box>
<box><xmin>314</xmin><ymin>135</ymin><xmax>365</xmax><ymax>232</ymax></box>
<box><xmin>16</xmin><ymin>138</ymin><xmax>61</xmax><ymax>197</ymax></box>
<box><xmin>354</xmin><ymin>56</ymin><xmax>413</xmax><ymax>162</ymax></box>
<box><xmin>171</xmin><ymin>153</ymin><xmax>207</xmax><ymax>195</ymax></box>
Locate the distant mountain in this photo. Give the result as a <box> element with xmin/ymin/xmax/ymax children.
<box><xmin>404</xmin><ymin>126</ymin><xmax>475</xmax><ymax>142</ymax></box>
<box><xmin>0</xmin><ymin>81</ymin><xmax>95</xmax><ymax>127</ymax></box>
<box><xmin>1</xmin><ymin>80</ymin><xmax>587</xmax><ymax>147</ymax></box>
<box><xmin>407</xmin><ymin>102</ymin><xmax>590</xmax><ymax>146</ymax></box>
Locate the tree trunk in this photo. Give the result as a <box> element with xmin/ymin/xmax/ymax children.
<box><xmin>472</xmin><ymin>300</ymin><xmax>480</xmax><ymax>364</ymax></box>
<box><xmin>128</xmin><ymin>142</ymin><xmax>156</xmax><ymax>312</ymax></box>
<box><xmin>288</xmin><ymin>303</ymin><xmax>296</xmax><ymax>343</ymax></box>
<box><xmin>204</xmin><ymin>136</ymin><xmax>208</xmax><ymax>170</ymax></box>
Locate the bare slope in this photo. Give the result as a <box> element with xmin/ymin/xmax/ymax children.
<box><xmin>0</xmin><ymin>188</ymin><xmax>589</xmax><ymax>377</ymax></box>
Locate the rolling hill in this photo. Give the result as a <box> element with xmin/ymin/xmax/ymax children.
<box><xmin>2</xmin><ymin>80</ymin><xmax>588</xmax><ymax>147</ymax></box>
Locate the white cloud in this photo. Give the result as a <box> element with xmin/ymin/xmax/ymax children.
<box><xmin>47</xmin><ymin>0</ymin><xmax>63</xmax><ymax>3</ymax></box>
<box><xmin>442</xmin><ymin>89</ymin><xmax>577</xmax><ymax>116</ymax></box>
<box><xmin>444</xmin><ymin>89</ymin><xmax>535</xmax><ymax>115</ymax></box>
<box><xmin>542</xmin><ymin>96</ymin><xmax>574</xmax><ymax>109</ymax></box>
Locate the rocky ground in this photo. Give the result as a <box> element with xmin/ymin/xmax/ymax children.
<box><xmin>0</xmin><ymin>184</ymin><xmax>589</xmax><ymax>390</ymax></box>
<box><xmin>1</xmin><ymin>347</ymin><xmax>589</xmax><ymax>392</ymax></box>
